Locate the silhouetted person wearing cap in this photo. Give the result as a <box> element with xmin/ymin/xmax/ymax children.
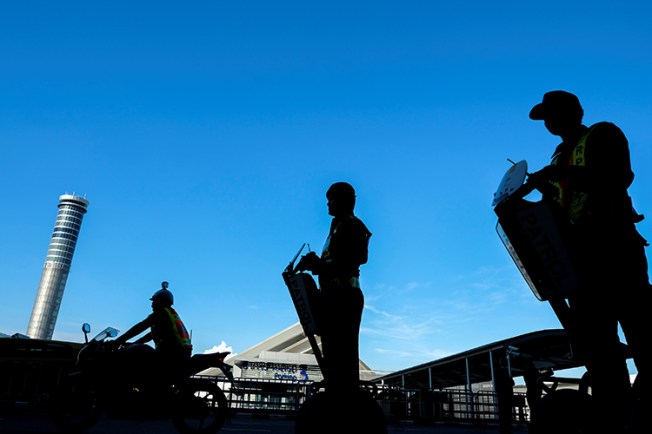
<box><xmin>522</xmin><ymin>90</ymin><xmax>651</xmax><ymax>434</ymax></box>
<box><xmin>298</xmin><ymin>182</ymin><xmax>372</xmax><ymax>396</ymax></box>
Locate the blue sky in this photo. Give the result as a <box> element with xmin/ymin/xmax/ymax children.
<box><xmin>2</xmin><ymin>2</ymin><xmax>651</xmax><ymax>377</ymax></box>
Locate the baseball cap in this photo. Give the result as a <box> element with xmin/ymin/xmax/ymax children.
<box><xmin>529</xmin><ymin>90</ymin><xmax>583</xmax><ymax>120</ymax></box>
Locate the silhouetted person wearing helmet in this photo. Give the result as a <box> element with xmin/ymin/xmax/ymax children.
<box><xmin>298</xmin><ymin>182</ymin><xmax>372</xmax><ymax>397</ymax></box>
<box><xmin>114</xmin><ymin>281</ymin><xmax>193</xmax><ymax>388</ymax></box>
<box><xmin>521</xmin><ymin>91</ymin><xmax>651</xmax><ymax>434</ymax></box>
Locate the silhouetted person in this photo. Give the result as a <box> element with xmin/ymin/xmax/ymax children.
<box><xmin>113</xmin><ymin>281</ymin><xmax>193</xmax><ymax>388</ymax></box>
<box><xmin>297</xmin><ymin>182</ymin><xmax>372</xmax><ymax>398</ymax></box>
<box><xmin>522</xmin><ymin>365</ymin><xmax>545</xmax><ymax>431</ymax></box>
<box><xmin>494</xmin><ymin>354</ymin><xmax>515</xmax><ymax>434</ymax></box>
<box><xmin>521</xmin><ymin>90</ymin><xmax>651</xmax><ymax>434</ymax></box>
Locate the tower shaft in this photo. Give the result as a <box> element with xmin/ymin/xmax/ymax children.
<box><xmin>27</xmin><ymin>194</ymin><xmax>89</xmax><ymax>340</ymax></box>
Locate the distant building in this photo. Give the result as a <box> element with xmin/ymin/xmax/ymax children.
<box><xmin>200</xmin><ymin>322</ymin><xmax>386</xmax><ymax>382</ymax></box>
<box><xmin>26</xmin><ymin>194</ymin><xmax>89</xmax><ymax>340</ymax></box>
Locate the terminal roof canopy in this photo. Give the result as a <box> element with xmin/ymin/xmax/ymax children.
<box><xmin>372</xmin><ymin>329</ymin><xmax>592</xmax><ymax>390</ymax></box>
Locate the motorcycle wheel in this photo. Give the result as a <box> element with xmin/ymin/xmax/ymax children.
<box><xmin>171</xmin><ymin>378</ymin><xmax>228</xmax><ymax>434</ymax></box>
<box><xmin>48</xmin><ymin>375</ymin><xmax>103</xmax><ymax>433</ymax></box>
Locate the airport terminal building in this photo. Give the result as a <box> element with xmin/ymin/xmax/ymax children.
<box><xmin>199</xmin><ymin>321</ymin><xmax>385</xmax><ymax>383</ymax></box>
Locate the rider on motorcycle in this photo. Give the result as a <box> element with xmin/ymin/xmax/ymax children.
<box><xmin>112</xmin><ymin>282</ymin><xmax>193</xmax><ymax>388</ymax></box>
<box><xmin>49</xmin><ymin>285</ymin><xmax>231</xmax><ymax>434</ymax></box>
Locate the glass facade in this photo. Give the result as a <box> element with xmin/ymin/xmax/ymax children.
<box><xmin>27</xmin><ymin>195</ymin><xmax>89</xmax><ymax>340</ymax></box>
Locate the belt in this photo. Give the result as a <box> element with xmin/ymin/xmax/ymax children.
<box><xmin>322</xmin><ymin>276</ymin><xmax>360</xmax><ymax>288</ymax></box>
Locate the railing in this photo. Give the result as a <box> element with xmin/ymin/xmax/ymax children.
<box><xmin>0</xmin><ymin>339</ymin><xmax>79</xmax><ymax>409</ymax></box>
<box><xmin>0</xmin><ymin>341</ymin><xmax>529</xmax><ymax>428</ymax></box>
<box><xmin>361</xmin><ymin>384</ymin><xmax>529</xmax><ymax>425</ymax></box>
<box><xmin>212</xmin><ymin>376</ymin><xmax>308</xmax><ymax>414</ymax></box>
<box><xmin>197</xmin><ymin>375</ymin><xmax>530</xmax><ymax>426</ymax></box>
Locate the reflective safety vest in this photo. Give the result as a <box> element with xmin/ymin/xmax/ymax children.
<box><xmin>549</xmin><ymin>127</ymin><xmax>593</xmax><ymax>224</ymax></box>
<box><xmin>163</xmin><ymin>307</ymin><xmax>193</xmax><ymax>350</ymax></box>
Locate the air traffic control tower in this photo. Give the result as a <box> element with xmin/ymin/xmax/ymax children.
<box><xmin>27</xmin><ymin>194</ymin><xmax>89</xmax><ymax>340</ymax></box>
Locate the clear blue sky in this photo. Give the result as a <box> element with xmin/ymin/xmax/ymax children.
<box><xmin>2</xmin><ymin>2</ymin><xmax>651</xmax><ymax>377</ymax></box>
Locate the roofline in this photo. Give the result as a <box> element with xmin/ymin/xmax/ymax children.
<box><xmin>375</xmin><ymin>328</ymin><xmax>568</xmax><ymax>381</ymax></box>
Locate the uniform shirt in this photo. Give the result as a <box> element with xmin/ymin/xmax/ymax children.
<box><xmin>319</xmin><ymin>215</ymin><xmax>371</xmax><ymax>285</ymax></box>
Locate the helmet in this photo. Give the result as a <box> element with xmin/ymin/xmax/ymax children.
<box><xmin>150</xmin><ymin>287</ymin><xmax>174</xmax><ymax>306</ymax></box>
<box><xmin>326</xmin><ymin>182</ymin><xmax>356</xmax><ymax>214</ymax></box>
<box><xmin>326</xmin><ymin>182</ymin><xmax>356</xmax><ymax>201</ymax></box>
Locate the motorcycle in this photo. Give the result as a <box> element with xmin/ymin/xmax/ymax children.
<box><xmin>48</xmin><ymin>323</ymin><xmax>232</xmax><ymax>434</ymax></box>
